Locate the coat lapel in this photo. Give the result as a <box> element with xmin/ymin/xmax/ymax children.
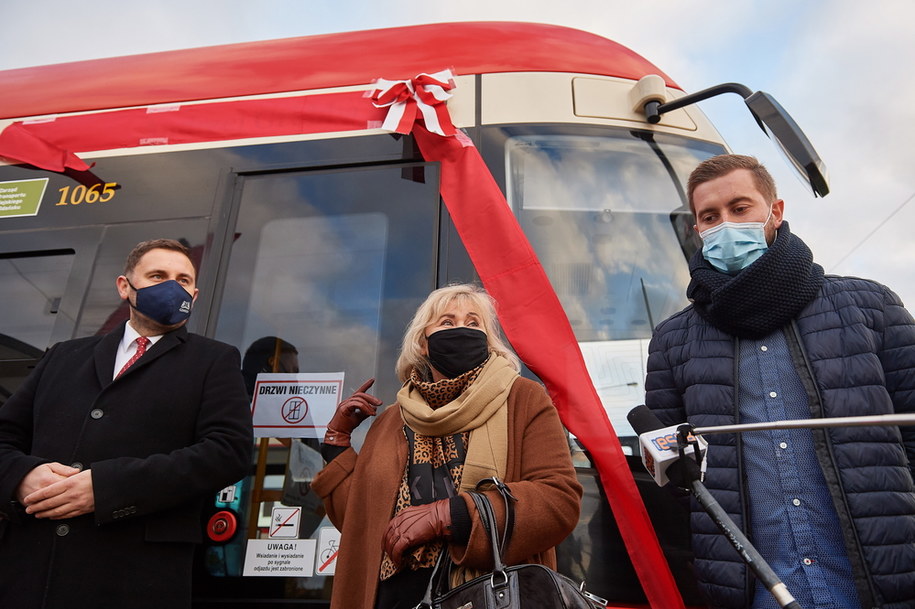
<box><xmin>119</xmin><ymin>325</ymin><xmax>188</xmax><ymax>378</ymax></box>
<box><xmin>94</xmin><ymin>323</ymin><xmax>126</xmax><ymax>387</ymax></box>
<box><xmin>97</xmin><ymin>323</ymin><xmax>189</xmax><ymax>384</ymax></box>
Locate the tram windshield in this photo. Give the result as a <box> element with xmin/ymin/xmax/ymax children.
<box><xmin>501</xmin><ymin>129</ymin><xmax>726</xmax><ymax>441</ymax></box>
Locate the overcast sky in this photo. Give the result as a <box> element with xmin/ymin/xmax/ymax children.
<box><xmin>3</xmin><ymin>0</ymin><xmax>914</xmax><ymax>304</ymax></box>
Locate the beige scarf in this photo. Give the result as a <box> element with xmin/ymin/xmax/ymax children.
<box><xmin>398</xmin><ymin>354</ymin><xmax>518</xmax><ymax>491</ymax></box>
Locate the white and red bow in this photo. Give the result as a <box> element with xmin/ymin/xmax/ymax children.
<box><xmin>370</xmin><ymin>69</ymin><xmax>457</xmax><ymax>137</ymax></box>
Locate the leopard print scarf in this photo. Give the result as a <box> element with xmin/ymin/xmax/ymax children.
<box><xmin>381</xmin><ymin>356</ymin><xmax>518</xmax><ymax>580</ymax></box>
<box><xmin>379</xmin><ymin>366</ymin><xmax>481</xmax><ymax>580</ymax></box>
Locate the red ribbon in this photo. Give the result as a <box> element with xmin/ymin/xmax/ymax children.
<box><xmin>0</xmin><ymin>122</ymin><xmax>105</xmax><ymax>186</ymax></box>
<box><xmin>370</xmin><ymin>70</ymin><xmax>456</xmax><ymax>136</ymax></box>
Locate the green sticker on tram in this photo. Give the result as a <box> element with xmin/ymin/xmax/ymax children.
<box><xmin>0</xmin><ymin>178</ymin><xmax>48</xmax><ymax>218</ymax></box>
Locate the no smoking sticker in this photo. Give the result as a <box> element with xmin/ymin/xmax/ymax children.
<box><xmin>269</xmin><ymin>507</ymin><xmax>301</xmax><ymax>539</ymax></box>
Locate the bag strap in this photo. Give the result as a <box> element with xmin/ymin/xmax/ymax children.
<box><xmin>469</xmin><ymin>491</ymin><xmax>505</xmax><ymax>573</ymax></box>
<box><xmin>415</xmin><ymin>489</ymin><xmax>507</xmax><ymax>609</ymax></box>
<box><xmin>474</xmin><ymin>477</ymin><xmax>517</xmax><ymax>555</ymax></box>
<box><xmin>414</xmin><ymin>478</ymin><xmax>517</xmax><ymax>609</ymax></box>
<box><xmin>415</xmin><ymin>545</ymin><xmax>451</xmax><ymax>609</ymax></box>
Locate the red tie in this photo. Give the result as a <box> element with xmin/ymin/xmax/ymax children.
<box><xmin>117</xmin><ymin>336</ymin><xmax>150</xmax><ymax>378</ymax></box>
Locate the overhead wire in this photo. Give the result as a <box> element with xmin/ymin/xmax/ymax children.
<box><xmin>828</xmin><ymin>190</ymin><xmax>915</xmax><ymax>273</ymax></box>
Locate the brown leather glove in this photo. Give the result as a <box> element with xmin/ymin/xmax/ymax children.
<box><xmin>382</xmin><ymin>499</ymin><xmax>453</xmax><ymax>567</ymax></box>
<box><xmin>323</xmin><ymin>378</ymin><xmax>383</xmax><ymax>447</ymax></box>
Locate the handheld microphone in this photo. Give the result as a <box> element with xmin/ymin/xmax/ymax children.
<box><xmin>626</xmin><ymin>405</ymin><xmax>803</xmax><ymax>609</ymax></box>
<box><xmin>627</xmin><ymin>405</ymin><xmax>707</xmax><ymax>487</ymax></box>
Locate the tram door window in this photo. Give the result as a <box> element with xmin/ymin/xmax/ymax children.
<box><xmin>216</xmin><ymin>163</ymin><xmax>440</xmax><ymax>410</ymax></box>
<box><xmin>0</xmin><ymin>250</ymin><xmax>75</xmax><ymax>404</ymax></box>
<box><xmin>205</xmin><ymin>162</ymin><xmax>439</xmax><ymax>599</ymax></box>
<box><xmin>0</xmin><ymin>220</ymin><xmax>210</xmax><ymax>406</ymax></box>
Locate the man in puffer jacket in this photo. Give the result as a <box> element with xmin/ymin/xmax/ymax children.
<box><xmin>645</xmin><ymin>154</ymin><xmax>915</xmax><ymax>609</ymax></box>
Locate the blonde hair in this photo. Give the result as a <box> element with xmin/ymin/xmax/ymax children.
<box><xmin>395</xmin><ymin>284</ymin><xmax>521</xmax><ymax>382</ymax></box>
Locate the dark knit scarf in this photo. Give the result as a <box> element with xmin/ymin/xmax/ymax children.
<box><xmin>686</xmin><ymin>221</ymin><xmax>824</xmax><ymax>339</ymax></box>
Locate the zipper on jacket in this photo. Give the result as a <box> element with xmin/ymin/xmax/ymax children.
<box><xmin>783</xmin><ymin>321</ymin><xmax>878</xmax><ymax>608</ymax></box>
<box><xmin>732</xmin><ymin>336</ymin><xmax>756</xmax><ymax>609</ymax></box>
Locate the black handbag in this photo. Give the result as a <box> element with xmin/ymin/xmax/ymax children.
<box><xmin>415</xmin><ymin>477</ymin><xmax>607</xmax><ymax>609</ymax></box>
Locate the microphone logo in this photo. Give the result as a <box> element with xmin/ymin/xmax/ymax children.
<box><xmin>651</xmin><ymin>430</ymin><xmax>699</xmax><ymax>452</ymax></box>
<box><xmin>643</xmin><ymin>451</ymin><xmax>657</xmax><ymax>478</ymax></box>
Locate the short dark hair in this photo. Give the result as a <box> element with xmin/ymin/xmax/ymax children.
<box><xmin>687</xmin><ymin>154</ymin><xmax>778</xmax><ymax>213</ymax></box>
<box><xmin>124</xmin><ymin>239</ymin><xmax>194</xmax><ymax>276</ymax></box>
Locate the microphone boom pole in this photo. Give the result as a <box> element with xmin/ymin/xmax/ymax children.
<box><xmin>693</xmin><ymin>413</ymin><xmax>915</xmax><ymax>436</ymax></box>
<box><xmin>689</xmin><ymin>477</ymin><xmax>801</xmax><ymax>609</ymax></box>
<box><xmin>678</xmin><ymin>411</ymin><xmax>915</xmax><ymax>608</ymax></box>
<box><xmin>628</xmin><ymin>406</ymin><xmax>806</xmax><ymax>609</ymax></box>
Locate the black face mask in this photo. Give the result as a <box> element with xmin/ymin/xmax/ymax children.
<box><xmin>425</xmin><ymin>327</ymin><xmax>489</xmax><ymax>378</ymax></box>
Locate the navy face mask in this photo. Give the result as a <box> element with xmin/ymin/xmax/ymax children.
<box><xmin>127</xmin><ymin>279</ymin><xmax>194</xmax><ymax>326</ymax></box>
<box><xmin>425</xmin><ymin>327</ymin><xmax>489</xmax><ymax>378</ymax></box>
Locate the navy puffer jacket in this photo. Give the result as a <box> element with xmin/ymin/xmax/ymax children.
<box><xmin>646</xmin><ymin>275</ymin><xmax>915</xmax><ymax>609</ymax></box>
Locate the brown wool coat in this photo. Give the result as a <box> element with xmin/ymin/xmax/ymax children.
<box><xmin>311</xmin><ymin>376</ymin><xmax>582</xmax><ymax>609</ymax></box>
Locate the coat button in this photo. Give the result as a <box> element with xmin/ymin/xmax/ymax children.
<box><xmin>56</xmin><ymin>524</ymin><xmax>70</xmax><ymax>537</ymax></box>
<box><xmin>90</xmin><ymin>409</ymin><xmax>103</xmax><ymax>419</ymax></box>
<box><xmin>70</xmin><ymin>462</ymin><xmax>84</xmax><ymax>471</ymax></box>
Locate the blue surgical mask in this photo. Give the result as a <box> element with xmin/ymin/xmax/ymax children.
<box><xmin>699</xmin><ymin>209</ymin><xmax>773</xmax><ymax>274</ymax></box>
<box><xmin>127</xmin><ymin>279</ymin><xmax>194</xmax><ymax>326</ymax></box>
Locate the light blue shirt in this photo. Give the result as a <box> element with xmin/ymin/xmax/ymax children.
<box><xmin>738</xmin><ymin>330</ymin><xmax>861</xmax><ymax>609</ymax></box>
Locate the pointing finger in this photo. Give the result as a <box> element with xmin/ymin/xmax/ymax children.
<box><xmin>355</xmin><ymin>378</ymin><xmax>375</xmax><ymax>394</ymax></box>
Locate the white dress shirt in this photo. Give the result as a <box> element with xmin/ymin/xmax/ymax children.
<box><xmin>113</xmin><ymin>322</ymin><xmax>164</xmax><ymax>380</ymax></box>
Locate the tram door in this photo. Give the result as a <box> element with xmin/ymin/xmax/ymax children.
<box><xmin>196</xmin><ymin>161</ymin><xmax>443</xmax><ymax>604</ymax></box>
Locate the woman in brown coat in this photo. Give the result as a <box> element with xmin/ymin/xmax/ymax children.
<box><xmin>311</xmin><ymin>284</ymin><xmax>582</xmax><ymax>609</ymax></box>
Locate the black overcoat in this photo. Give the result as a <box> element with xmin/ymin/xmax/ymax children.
<box><xmin>0</xmin><ymin>323</ymin><xmax>253</xmax><ymax>609</ymax></box>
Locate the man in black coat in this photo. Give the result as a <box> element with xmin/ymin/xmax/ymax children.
<box><xmin>0</xmin><ymin>239</ymin><xmax>253</xmax><ymax>609</ymax></box>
